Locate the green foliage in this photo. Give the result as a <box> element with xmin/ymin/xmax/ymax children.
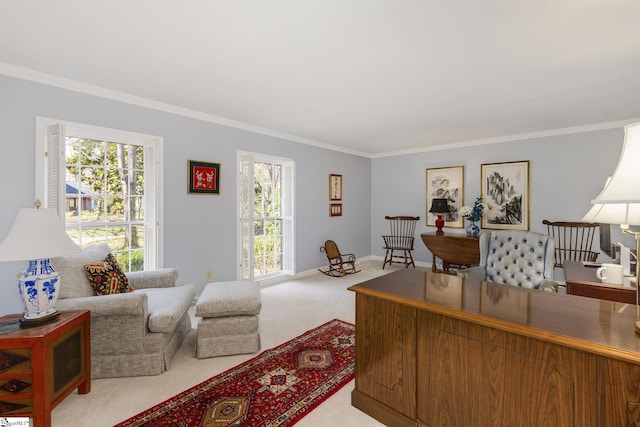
<box><xmin>65</xmin><ymin>136</ymin><xmax>146</xmax><ymax>272</ymax></box>
<box><xmin>252</xmin><ymin>162</ymin><xmax>283</xmax><ymax>277</ymax></box>
<box><xmin>114</xmin><ymin>251</ymin><xmax>144</xmax><ymax>272</ymax></box>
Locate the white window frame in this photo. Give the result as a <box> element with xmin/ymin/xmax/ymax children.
<box><xmin>35</xmin><ymin>117</ymin><xmax>164</xmax><ymax>269</ymax></box>
<box><xmin>237</xmin><ymin>150</ymin><xmax>295</xmax><ymax>280</ymax></box>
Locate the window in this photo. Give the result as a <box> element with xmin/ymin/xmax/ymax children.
<box><xmin>238</xmin><ymin>151</ymin><xmax>295</xmax><ymax>280</ymax></box>
<box><xmin>36</xmin><ymin>118</ymin><xmax>163</xmax><ymax>271</ymax></box>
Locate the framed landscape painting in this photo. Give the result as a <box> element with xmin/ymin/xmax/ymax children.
<box><xmin>426</xmin><ymin>166</ymin><xmax>464</xmax><ymax>229</ymax></box>
<box><xmin>188</xmin><ymin>160</ymin><xmax>220</xmax><ymax>194</ymax></box>
<box><xmin>481</xmin><ymin>160</ymin><xmax>529</xmax><ymax>230</ymax></box>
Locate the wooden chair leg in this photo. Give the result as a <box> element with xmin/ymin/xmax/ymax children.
<box><xmin>408</xmin><ymin>251</ymin><xmax>415</xmax><ymax>268</ymax></box>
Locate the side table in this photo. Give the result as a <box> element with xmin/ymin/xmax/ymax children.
<box><xmin>0</xmin><ymin>310</ymin><xmax>90</xmax><ymax>427</ymax></box>
<box><xmin>564</xmin><ymin>260</ymin><xmax>637</xmax><ymax>304</ymax></box>
<box><xmin>420</xmin><ymin>232</ymin><xmax>480</xmax><ymax>273</ymax></box>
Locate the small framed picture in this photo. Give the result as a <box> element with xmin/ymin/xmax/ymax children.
<box><xmin>188</xmin><ymin>160</ymin><xmax>220</xmax><ymax>194</ymax></box>
<box><xmin>481</xmin><ymin>160</ymin><xmax>529</xmax><ymax>230</ymax></box>
<box><xmin>329</xmin><ymin>174</ymin><xmax>343</xmax><ymax>201</ymax></box>
<box><xmin>330</xmin><ymin>203</ymin><xmax>343</xmax><ymax>217</ymax></box>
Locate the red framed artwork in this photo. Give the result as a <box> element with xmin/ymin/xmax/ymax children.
<box><xmin>188</xmin><ymin>160</ymin><xmax>220</xmax><ymax>194</ymax></box>
<box><xmin>330</xmin><ymin>203</ymin><xmax>343</xmax><ymax>217</ymax></box>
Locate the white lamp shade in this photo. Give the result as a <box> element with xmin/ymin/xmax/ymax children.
<box><xmin>591</xmin><ymin>122</ymin><xmax>640</xmax><ymax>204</ymax></box>
<box><xmin>582</xmin><ymin>203</ymin><xmax>640</xmax><ymax>226</ymax></box>
<box><xmin>0</xmin><ymin>208</ymin><xmax>81</xmax><ymax>261</ymax></box>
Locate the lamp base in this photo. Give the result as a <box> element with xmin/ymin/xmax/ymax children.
<box><xmin>435</xmin><ymin>214</ymin><xmax>445</xmax><ymax>236</ymax></box>
<box><xmin>18</xmin><ymin>258</ymin><xmax>61</xmax><ymax>321</ymax></box>
<box><xmin>19</xmin><ymin>310</ymin><xmax>60</xmax><ymax>328</ymax></box>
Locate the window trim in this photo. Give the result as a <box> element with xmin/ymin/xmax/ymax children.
<box><xmin>35</xmin><ymin>117</ymin><xmax>165</xmax><ymax>269</ymax></box>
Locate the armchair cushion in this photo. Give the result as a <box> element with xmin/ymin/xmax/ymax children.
<box><xmin>143</xmin><ymin>284</ymin><xmax>195</xmax><ymax>333</ymax></box>
<box><xmin>84</xmin><ymin>254</ymin><xmax>134</xmax><ymax>295</ymax></box>
<box><xmin>53</xmin><ymin>243</ymin><xmax>112</xmax><ymax>298</ymax></box>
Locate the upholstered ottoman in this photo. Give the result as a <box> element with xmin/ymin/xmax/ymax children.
<box><xmin>195</xmin><ymin>281</ymin><xmax>261</xmax><ymax>358</ymax></box>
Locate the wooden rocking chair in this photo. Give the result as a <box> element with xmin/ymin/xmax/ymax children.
<box><xmin>382</xmin><ymin>215</ymin><xmax>420</xmax><ymax>269</ymax></box>
<box><xmin>319</xmin><ymin>240</ymin><xmax>360</xmax><ymax>277</ymax></box>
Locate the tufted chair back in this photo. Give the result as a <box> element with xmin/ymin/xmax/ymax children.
<box><xmin>479</xmin><ymin>230</ymin><xmax>555</xmax><ymax>289</ymax></box>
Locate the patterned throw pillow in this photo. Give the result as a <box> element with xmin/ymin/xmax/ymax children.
<box><xmin>84</xmin><ymin>253</ymin><xmax>134</xmax><ymax>295</ymax></box>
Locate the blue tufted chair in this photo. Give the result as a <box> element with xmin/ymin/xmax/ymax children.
<box><xmin>458</xmin><ymin>230</ymin><xmax>558</xmax><ymax>292</ymax></box>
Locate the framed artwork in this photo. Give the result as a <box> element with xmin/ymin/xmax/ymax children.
<box><xmin>329</xmin><ymin>174</ymin><xmax>343</xmax><ymax>201</ymax></box>
<box><xmin>188</xmin><ymin>160</ymin><xmax>220</xmax><ymax>194</ymax></box>
<box><xmin>330</xmin><ymin>203</ymin><xmax>343</xmax><ymax>217</ymax></box>
<box><xmin>426</xmin><ymin>166</ymin><xmax>464</xmax><ymax>228</ymax></box>
<box><xmin>480</xmin><ymin>160</ymin><xmax>529</xmax><ymax>230</ymax></box>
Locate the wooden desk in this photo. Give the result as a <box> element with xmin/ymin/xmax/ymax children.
<box><xmin>0</xmin><ymin>311</ymin><xmax>90</xmax><ymax>427</ymax></box>
<box><xmin>564</xmin><ymin>260</ymin><xmax>636</xmax><ymax>304</ymax></box>
<box><xmin>349</xmin><ymin>269</ymin><xmax>640</xmax><ymax>427</ymax></box>
<box><xmin>420</xmin><ymin>232</ymin><xmax>480</xmax><ymax>273</ymax></box>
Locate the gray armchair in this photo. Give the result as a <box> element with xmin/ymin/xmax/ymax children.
<box><xmin>458</xmin><ymin>230</ymin><xmax>558</xmax><ymax>292</ymax></box>
<box><xmin>52</xmin><ymin>244</ymin><xmax>195</xmax><ymax>378</ymax></box>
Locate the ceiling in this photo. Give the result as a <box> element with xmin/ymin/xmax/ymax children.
<box><xmin>2</xmin><ymin>1</ymin><xmax>640</xmax><ymax>157</ymax></box>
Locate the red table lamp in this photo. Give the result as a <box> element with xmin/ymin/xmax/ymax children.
<box><xmin>429</xmin><ymin>198</ymin><xmax>450</xmax><ymax>235</ymax></box>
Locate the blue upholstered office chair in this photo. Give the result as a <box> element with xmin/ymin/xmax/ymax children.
<box><xmin>458</xmin><ymin>230</ymin><xmax>558</xmax><ymax>292</ymax></box>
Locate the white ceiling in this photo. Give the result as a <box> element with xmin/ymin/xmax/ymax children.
<box><xmin>2</xmin><ymin>1</ymin><xmax>640</xmax><ymax>157</ymax></box>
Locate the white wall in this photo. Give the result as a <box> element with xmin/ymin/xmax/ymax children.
<box><xmin>0</xmin><ymin>75</ymin><xmax>372</xmax><ymax>315</ymax></box>
<box><xmin>371</xmin><ymin>128</ymin><xmax>636</xmax><ymax>275</ymax></box>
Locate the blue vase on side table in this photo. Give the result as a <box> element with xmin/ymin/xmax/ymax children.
<box><xmin>466</xmin><ymin>222</ymin><xmax>480</xmax><ymax>237</ymax></box>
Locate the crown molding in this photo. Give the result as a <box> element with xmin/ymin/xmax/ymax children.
<box><xmin>0</xmin><ymin>62</ymin><xmax>370</xmax><ymax>158</ymax></box>
<box><xmin>2</xmin><ymin>62</ymin><xmax>637</xmax><ymax>160</ymax></box>
<box><xmin>371</xmin><ymin>119</ymin><xmax>640</xmax><ymax>159</ymax></box>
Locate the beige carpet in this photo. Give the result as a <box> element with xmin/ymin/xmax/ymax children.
<box><xmin>51</xmin><ymin>260</ymin><xmax>408</xmax><ymax>427</ymax></box>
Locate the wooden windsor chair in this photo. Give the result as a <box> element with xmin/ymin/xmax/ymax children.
<box><xmin>543</xmin><ymin>220</ymin><xmax>600</xmax><ymax>268</ymax></box>
<box><xmin>382</xmin><ymin>215</ymin><xmax>420</xmax><ymax>269</ymax></box>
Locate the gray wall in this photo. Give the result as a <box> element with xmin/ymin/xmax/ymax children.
<box><xmin>371</xmin><ymin>128</ymin><xmax>633</xmax><ymax>270</ymax></box>
<box><xmin>0</xmin><ymin>73</ymin><xmax>633</xmax><ymax>316</ymax></box>
<box><xmin>0</xmin><ymin>75</ymin><xmax>371</xmax><ymax>315</ymax></box>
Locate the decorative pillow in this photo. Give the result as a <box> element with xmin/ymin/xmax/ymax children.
<box><xmin>84</xmin><ymin>254</ymin><xmax>134</xmax><ymax>295</ymax></box>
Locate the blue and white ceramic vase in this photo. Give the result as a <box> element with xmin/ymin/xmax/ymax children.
<box><xmin>465</xmin><ymin>221</ymin><xmax>480</xmax><ymax>237</ymax></box>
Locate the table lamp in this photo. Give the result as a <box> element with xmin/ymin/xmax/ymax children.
<box><xmin>429</xmin><ymin>198</ymin><xmax>450</xmax><ymax>236</ymax></box>
<box><xmin>0</xmin><ymin>200</ymin><xmax>81</xmax><ymax>325</ymax></box>
<box><xmin>582</xmin><ymin>121</ymin><xmax>640</xmax><ymax>333</ymax></box>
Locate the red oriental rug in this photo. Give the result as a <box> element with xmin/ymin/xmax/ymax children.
<box><xmin>115</xmin><ymin>319</ymin><xmax>355</xmax><ymax>427</ymax></box>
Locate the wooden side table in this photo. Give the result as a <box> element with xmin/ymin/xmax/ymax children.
<box><xmin>420</xmin><ymin>232</ymin><xmax>480</xmax><ymax>273</ymax></box>
<box><xmin>564</xmin><ymin>260</ymin><xmax>637</xmax><ymax>304</ymax></box>
<box><xmin>0</xmin><ymin>310</ymin><xmax>90</xmax><ymax>427</ymax></box>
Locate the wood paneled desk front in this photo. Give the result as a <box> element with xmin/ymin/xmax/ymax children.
<box><xmin>349</xmin><ymin>269</ymin><xmax>640</xmax><ymax>426</ymax></box>
<box><xmin>564</xmin><ymin>260</ymin><xmax>636</xmax><ymax>304</ymax></box>
<box><xmin>420</xmin><ymin>232</ymin><xmax>480</xmax><ymax>273</ymax></box>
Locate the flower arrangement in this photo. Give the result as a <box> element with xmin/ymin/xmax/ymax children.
<box><xmin>459</xmin><ymin>197</ymin><xmax>488</xmax><ymax>223</ymax></box>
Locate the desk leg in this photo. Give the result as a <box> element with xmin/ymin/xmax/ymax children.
<box><xmin>432</xmin><ymin>257</ymin><xmax>438</xmax><ymax>272</ymax></box>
